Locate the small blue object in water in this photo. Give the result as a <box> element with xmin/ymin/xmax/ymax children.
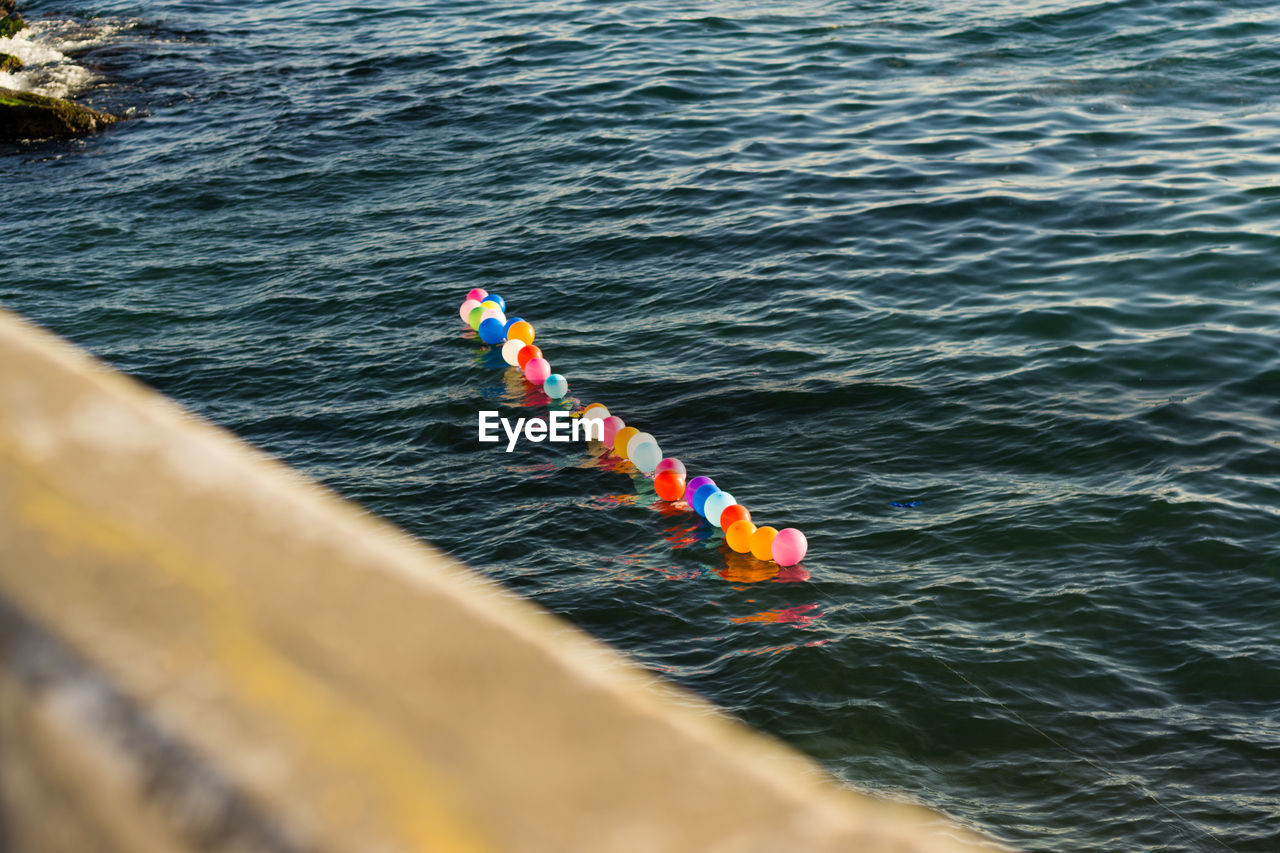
<box><xmin>478</xmin><ymin>316</ymin><xmax>507</xmax><ymax>345</ymax></box>
<box><xmin>543</xmin><ymin>373</ymin><xmax>569</xmax><ymax>398</ymax></box>
<box><xmin>890</xmin><ymin>501</ymin><xmax>924</xmax><ymax>508</ymax></box>
<box><xmin>691</xmin><ymin>484</ymin><xmax>721</xmax><ymax>517</ymax></box>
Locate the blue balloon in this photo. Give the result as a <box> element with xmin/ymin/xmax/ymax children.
<box><xmin>702</xmin><ymin>491</ymin><xmax>736</xmax><ymax>527</ymax></box>
<box><xmin>503</xmin><ymin>315</ymin><xmax>524</xmax><ymax>334</ymax></box>
<box><xmin>543</xmin><ymin>373</ymin><xmax>569</xmax><ymax>398</ymax></box>
<box><xmin>485</xmin><ymin>294</ymin><xmax>506</xmax><ymax>312</ymax></box>
<box><xmin>478</xmin><ymin>317</ymin><xmax>507</xmax><ymax>345</ymax></box>
<box><xmin>691</xmin><ymin>484</ymin><xmax>721</xmax><ymax>518</ymax></box>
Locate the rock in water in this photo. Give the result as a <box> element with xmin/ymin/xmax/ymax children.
<box><xmin>0</xmin><ymin>13</ymin><xmax>23</xmax><ymax>39</ymax></box>
<box><xmin>0</xmin><ymin>53</ymin><xmax>21</xmax><ymax>72</ymax></box>
<box><xmin>0</xmin><ymin>0</ymin><xmax>23</xmax><ymax>37</ymax></box>
<box><xmin>0</xmin><ymin>87</ymin><xmax>119</xmax><ymax>140</ymax></box>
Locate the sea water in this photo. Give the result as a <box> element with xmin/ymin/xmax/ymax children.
<box><xmin>4</xmin><ymin>1</ymin><xmax>1278</xmax><ymax>849</ymax></box>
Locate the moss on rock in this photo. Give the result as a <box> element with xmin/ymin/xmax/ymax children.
<box><xmin>0</xmin><ymin>53</ymin><xmax>21</xmax><ymax>72</ymax></box>
<box><xmin>0</xmin><ymin>13</ymin><xmax>24</xmax><ymax>39</ymax></box>
<box><xmin>0</xmin><ymin>86</ymin><xmax>118</xmax><ymax>140</ymax></box>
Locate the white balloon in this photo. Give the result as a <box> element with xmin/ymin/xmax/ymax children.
<box><xmin>703</xmin><ymin>491</ymin><xmax>737</xmax><ymax>527</ymax></box>
<box><xmin>501</xmin><ymin>338</ymin><xmax>526</xmax><ymax>367</ymax></box>
<box><xmin>631</xmin><ymin>440</ymin><xmax>662</xmax><ymax>475</ymax></box>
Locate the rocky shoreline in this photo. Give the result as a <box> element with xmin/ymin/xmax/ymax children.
<box><xmin>0</xmin><ymin>0</ymin><xmax>120</xmax><ymax>141</ymax></box>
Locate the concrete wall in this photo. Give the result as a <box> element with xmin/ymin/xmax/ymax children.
<box><xmin>0</xmin><ymin>307</ymin><xmax>1007</xmax><ymax>852</ymax></box>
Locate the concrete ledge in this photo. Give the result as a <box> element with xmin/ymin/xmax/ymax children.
<box><xmin>0</xmin><ymin>307</ymin><xmax>1006</xmax><ymax>852</ymax></box>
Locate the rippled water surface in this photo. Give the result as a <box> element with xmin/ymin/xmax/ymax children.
<box><xmin>5</xmin><ymin>0</ymin><xmax>1280</xmax><ymax>849</ymax></box>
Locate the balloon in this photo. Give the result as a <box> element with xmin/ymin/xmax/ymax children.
<box><xmin>479</xmin><ymin>299</ymin><xmax>501</xmax><ymax>313</ymax></box>
<box><xmin>702</xmin><ymin>491</ymin><xmax>736</xmax><ymax>527</ymax></box>
<box><xmin>503</xmin><ymin>316</ymin><xmax>525</xmax><ymax>334</ymax></box>
<box><xmin>478</xmin><ymin>317</ymin><xmax>507</xmax><ymax>345</ymax></box>
<box><xmin>543</xmin><ymin>374</ymin><xmax>569</xmax><ymax>398</ymax></box>
<box><xmin>691</xmin><ymin>484</ymin><xmax>721</xmax><ymax>517</ymax></box>
<box><xmin>582</xmin><ymin>403</ymin><xmax>610</xmax><ymax>420</ymax></box>
<box><xmin>718</xmin><ymin>504</ymin><xmax>751</xmax><ymax>531</ymax></box>
<box><xmin>626</xmin><ymin>431</ymin><xmax>656</xmax><ymax>459</ymax></box>
<box><xmin>654</xmin><ymin>470</ymin><xmax>685</xmax><ymax>501</ymax></box>
<box><xmin>501</xmin><ymin>338</ymin><xmax>526</xmax><ymax>366</ymax></box>
<box><xmin>684</xmin><ymin>476</ymin><xmax>715</xmax><ymax>504</ymax></box>
<box><xmin>479</xmin><ymin>308</ymin><xmax>506</xmax><ymax>327</ymax></box>
<box><xmin>468</xmin><ymin>305</ymin><xmax>486</xmax><ymax>330</ymax></box>
<box><xmin>459</xmin><ymin>298</ymin><xmax>481</xmax><ymax>324</ymax></box>
<box><xmin>507</xmin><ymin>321</ymin><xmax>535</xmax><ymax>346</ymax></box>
<box><xmin>524</xmin><ymin>357</ymin><xmax>551</xmax><ymax>384</ymax></box>
<box><xmin>631</xmin><ymin>440</ymin><xmax>662</xmax><ymax>474</ymax></box>
<box><xmin>601</xmin><ymin>416</ymin><xmax>625</xmax><ymax>446</ymax></box>
<box><xmin>750</xmin><ymin>526</ymin><xmax>778</xmax><ymax>562</ymax></box>
<box><xmin>517</xmin><ymin>344</ymin><xmax>542</xmax><ymax>370</ymax></box>
<box><xmin>612</xmin><ymin>427</ymin><xmax>639</xmax><ymax>457</ymax></box>
<box><xmin>771</xmin><ymin>528</ymin><xmax>808</xmax><ymax>567</ymax></box>
<box><xmin>483</xmin><ymin>293</ymin><xmax>505</xmax><ymax>312</ymax></box>
<box><xmin>654</xmin><ymin>458</ymin><xmax>686</xmax><ymax>478</ymax></box>
<box><xmin>465</xmin><ymin>288</ymin><xmax>488</xmax><ymax>303</ymax></box>
<box><xmin>726</xmin><ymin>519</ymin><xmax>756</xmax><ymax>553</ymax></box>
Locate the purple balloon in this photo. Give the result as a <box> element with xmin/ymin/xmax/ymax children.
<box><xmin>684</xmin><ymin>476</ymin><xmax>714</xmax><ymax>504</ymax></box>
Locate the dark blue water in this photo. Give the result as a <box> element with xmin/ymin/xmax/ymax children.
<box><xmin>5</xmin><ymin>0</ymin><xmax>1280</xmax><ymax>849</ymax></box>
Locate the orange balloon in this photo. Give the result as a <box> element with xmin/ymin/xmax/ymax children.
<box><xmin>612</xmin><ymin>426</ymin><xmax>639</xmax><ymax>456</ymax></box>
<box><xmin>516</xmin><ymin>344</ymin><xmax>542</xmax><ymax>370</ymax></box>
<box><xmin>726</xmin><ymin>519</ymin><xmax>757</xmax><ymax>554</ymax></box>
<box><xmin>654</xmin><ymin>470</ymin><xmax>685</xmax><ymax>501</ymax></box>
<box><xmin>750</xmin><ymin>526</ymin><xmax>778</xmax><ymax>562</ymax></box>
<box><xmin>507</xmin><ymin>321</ymin><xmax>535</xmax><ymax>346</ymax></box>
<box><xmin>718</xmin><ymin>504</ymin><xmax>751</xmax><ymax>531</ymax></box>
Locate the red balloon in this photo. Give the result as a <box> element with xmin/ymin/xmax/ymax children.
<box><xmin>654</xmin><ymin>470</ymin><xmax>686</xmax><ymax>502</ymax></box>
<box><xmin>517</xmin><ymin>344</ymin><xmax>542</xmax><ymax>370</ymax></box>
<box><xmin>717</xmin><ymin>504</ymin><xmax>751</xmax><ymax>530</ymax></box>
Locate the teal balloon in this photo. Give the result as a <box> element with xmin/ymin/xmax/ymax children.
<box><xmin>631</xmin><ymin>440</ymin><xmax>661</xmax><ymax>474</ymax></box>
<box><xmin>543</xmin><ymin>373</ymin><xmax>569</xmax><ymax>398</ymax></box>
<box><xmin>702</xmin><ymin>491</ymin><xmax>736</xmax><ymax>527</ymax></box>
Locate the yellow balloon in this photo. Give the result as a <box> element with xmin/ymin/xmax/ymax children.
<box><xmin>750</xmin><ymin>526</ymin><xmax>778</xmax><ymax>562</ymax></box>
<box><xmin>726</xmin><ymin>520</ymin><xmax>757</xmax><ymax>554</ymax></box>
<box><xmin>480</xmin><ymin>300</ymin><xmax>501</xmax><ymax>312</ymax></box>
<box><xmin>611</xmin><ymin>426</ymin><xmax>639</xmax><ymax>456</ymax></box>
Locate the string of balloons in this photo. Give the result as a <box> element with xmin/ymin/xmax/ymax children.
<box><xmin>459</xmin><ymin>288</ymin><xmax>809</xmax><ymax>567</ymax></box>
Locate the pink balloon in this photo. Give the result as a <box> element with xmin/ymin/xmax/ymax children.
<box><xmin>524</xmin><ymin>357</ymin><xmax>551</xmax><ymax>384</ymax></box>
<box><xmin>654</xmin><ymin>458</ymin><xmax>686</xmax><ymax>478</ymax></box>
<box><xmin>466</xmin><ymin>288</ymin><xmax>488</xmax><ymax>302</ymax></box>
<box><xmin>601</xmin><ymin>416</ymin><xmax>625</xmax><ymax>446</ymax></box>
<box><xmin>771</xmin><ymin>528</ymin><xmax>808</xmax><ymax>567</ymax></box>
<box><xmin>459</xmin><ymin>298</ymin><xmax>481</xmax><ymax>324</ymax></box>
